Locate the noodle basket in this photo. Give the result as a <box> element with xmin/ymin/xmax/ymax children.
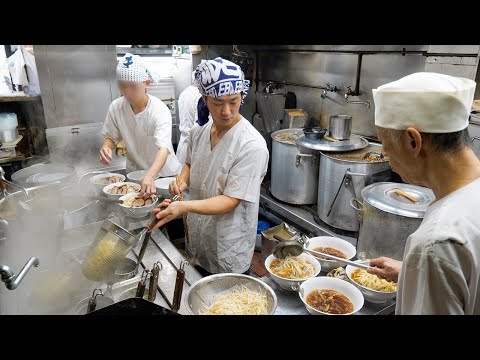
<box><xmin>81</xmin><ymin>219</ymin><xmax>140</xmax><ymax>282</ymax></box>
<box><xmin>185</xmin><ymin>273</ymin><xmax>278</xmax><ymax>315</ymax></box>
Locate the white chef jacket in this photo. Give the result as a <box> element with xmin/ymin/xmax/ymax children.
<box><xmin>185</xmin><ymin>116</ymin><xmax>269</xmax><ymax>274</ymax></box>
<box><xmin>396</xmin><ymin>178</ymin><xmax>480</xmax><ymax>315</ymax></box>
<box><xmin>102</xmin><ymin>94</ymin><xmax>182</xmax><ymax>176</ymax></box>
<box><xmin>176</xmin><ymin>86</ymin><xmax>202</xmax><ymax>165</ymax></box>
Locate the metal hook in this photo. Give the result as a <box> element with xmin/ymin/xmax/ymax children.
<box><xmin>180</xmin><ymin>260</ymin><xmax>189</xmax><ymax>270</ymax></box>
<box><xmin>153</xmin><ymin>261</ymin><xmax>163</xmax><ymax>272</ymax></box>
<box><xmin>141</xmin><ymin>269</ymin><xmax>150</xmax><ymax>282</ymax></box>
<box><xmin>91</xmin><ymin>288</ymin><xmax>104</xmax><ymax>300</ymax></box>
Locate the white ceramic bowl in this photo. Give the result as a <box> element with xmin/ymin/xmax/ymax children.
<box><xmin>304</xmin><ymin>236</ymin><xmax>356</xmax><ymax>272</ymax></box>
<box><xmin>89</xmin><ymin>173</ymin><xmax>126</xmax><ymax>192</ymax></box>
<box><xmin>155</xmin><ymin>177</ymin><xmax>176</xmax><ymax>198</ymax></box>
<box><xmin>126</xmin><ymin>170</ymin><xmax>160</xmax><ymax>184</ymax></box>
<box><xmin>299</xmin><ymin>276</ymin><xmax>364</xmax><ymax>315</ymax></box>
<box><xmin>265</xmin><ymin>253</ymin><xmax>321</xmax><ymax>291</ymax></box>
<box><xmin>345</xmin><ymin>261</ymin><xmax>397</xmax><ymax>304</ymax></box>
<box><xmin>118</xmin><ymin>193</ymin><xmax>159</xmax><ymax>218</ymax></box>
<box><xmin>102</xmin><ymin>182</ymin><xmax>141</xmax><ymax>200</ymax></box>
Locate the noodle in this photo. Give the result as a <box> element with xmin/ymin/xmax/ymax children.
<box><xmin>351</xmin><ymin>269</ymin><xmax>397</xmax><ymax>292</ymax></box>
<box><xmin>270</xmin><ymin>256</ymin><xmax>316</xmax><ymax>280</ymax></box>
<box><xmin>202</xmin><ymin>285</ymin><xmax>269</xmax><ymax>315</ymax></box>
<box><xmin>81</xmin><ymin>235</ymin><xmax>129</xmax><ymax>281</ymax></box>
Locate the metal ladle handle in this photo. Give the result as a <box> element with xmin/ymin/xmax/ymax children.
<box><xmin>303</xmin><ymin>248</ymin><xmax>371</xmax><ymax>270</ymax></box>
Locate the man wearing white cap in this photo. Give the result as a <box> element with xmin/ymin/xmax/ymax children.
<box><xmin>367</xmin><ymin>72</ymin><xmax>480</xmax><ymax>314</ymax></box>
<box><xmin>151</xmin><ymin>57</ymin><xmax>269</xmax><ymax>276</ymax></box>
<box><xmin>100</xmin><ymin>53</ymin><xmax>181</xmax><ymax>196</ymax></box>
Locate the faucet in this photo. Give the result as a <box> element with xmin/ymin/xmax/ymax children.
<box><xmin>321</xmin><ymin>83</ymin><xmax>338</xmax><ymax>99</ymax></box>
<box><xmin>0</xmin><ymin>166</ymin><xmax>29</xmax><ymax>198</ymax></box>
<box><xmin>1</xmin><ymin>257</ymin><xmax>40</xmax><ymax>290</ymax></box>
<box><xmin>344</xmin><ymin>86</ymin><xmax>371</xmax><ymax>109</ymax></box>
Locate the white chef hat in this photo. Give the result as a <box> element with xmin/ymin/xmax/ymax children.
<box><xmin>116</xmin><ymin>53</ymin><xmax>161</xmax><ymax>83</ymax></box>
<box><xmin>372</xmin><ymin>72</ymin><xmax>476</xmax><ymax>133</ymax></box>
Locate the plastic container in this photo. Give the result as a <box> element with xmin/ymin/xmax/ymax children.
<box><xmin>256</xmin><ymin>220</ymin><xmax>271</xmax><ymax>251</ymax></box>
<box><xmin>0</xmin><ymin>113</ymin><xmax>18</xmax><ymax>130</ymax></box>
<box><xmin>0</xmin><ymin>146</ymin><xmax>16</xmax><ymax>158</ymax></box>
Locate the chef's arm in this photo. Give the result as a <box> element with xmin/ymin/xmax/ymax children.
<box><xmin>152</xmin><ymin>195</ymin><xmax>241</xmax><ymax>230</ymax></box>
<box><xmin>182</xmin><ymin>195</ymin><xmax>241</xmax><ymax>215</ymax></box>
<box><xmin>140</xmin><ymin>148</ymin><xmax>169</xmax><ymax>197</ymax></box>
<box><xmin>99</xmin><ymin>138</ymin><xmax>117</xmax><ymax>165</ymax></box>
<box><xmin>144</xmin><ymin>147</ymin><xmax>169</xmax><ymax>180</ymax></box>
<box><xmin>102</xmin><ymin>138</ymin><xmax>116</xmax><ymax>150</ymax></box>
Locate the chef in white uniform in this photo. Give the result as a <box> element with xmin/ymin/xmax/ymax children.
<box><xmin>152</xmin><ymin>57</ymin><xmax>269</xmax><ymax>276</ymax></box>
<box><xmin>367</xmin><ymin>72</ymin><xmax>480</xmax><ymax>314</ymax></box>
<box><xmin>100</xmin><ymin>53</ymin><xmax>181</xmax><ymax>196</ymax></box>
<box><xmin>176</xmin><ymin>71</ymin><xmax>202</xmax><ymax>165</ymax></box>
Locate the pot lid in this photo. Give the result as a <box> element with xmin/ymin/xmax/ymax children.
<box><xmin>271</xmin><ymin>128</ymin><xmax>304</xmax><ymax>145</ymax></box>
<box><xmin>297</xmin><ymin>133</ymin><xmax>368</xmax><ymax>151</ymax></box>
<box><xmin>361</xmin><ymin>182</ymin><xmax>435</xmax><ymax>218</ymax></box>
<box><xmin>323</xmin><ymin>143</ymin><xmax>389</xmax><ymax>163</ymax></box>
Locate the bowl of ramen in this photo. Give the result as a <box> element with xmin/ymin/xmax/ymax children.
<box><xmin>265</xmin><ymin>253</ymin><xmax>321</xmax><ymax>291</ymax></box>
<box><xmin>304</xmin><ymin>236</ymin><xmax>356</xmax><ymax>272</ymax></box>
<box><xmin>90</xmin><ymin>173</ymin><xmax>126</xmax><ymax>192</ymax></box>
<box><xmin>118</xmin><ymin>193</ymin><xmax>159</xmax><ymax>218</ymax></box>
<box><xmin>103</xmin><ymin>182</ymin><xmax>141</xmax><ymax>199</ymax></box>
<box><xmin>186</xmin><ymin>273</ymin><xmax>277</xmax><ymax>315</ymax></box>
<box><xmin>299</xmin><ymin>276</ymin><xmax>364</xmax><ymax>315</ymax></box>
<box><xmin>345</xmin><ymin>261</ymin><xmax>397</xmax><ymax>303</ymax></box>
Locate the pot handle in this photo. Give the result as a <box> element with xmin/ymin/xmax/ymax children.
<box><xmin>295</xmin><ymin>153</ymin><xmax>317</xmax><ymax>167</ymax></box>
<box><xmin>350</xmin><ymin>198</ymin><xmax>363</xmax><ymax>211</ymax></box>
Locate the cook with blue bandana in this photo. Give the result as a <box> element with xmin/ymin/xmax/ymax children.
<box><xmin>152</xmin><ymin>57</ymin><xmax>269</xmax><ymax>276</ymax></box>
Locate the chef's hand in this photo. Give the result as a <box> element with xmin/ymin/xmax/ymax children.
<box><xmin>99</xmin><ymin>146</ymin><xmax>113</xmax><ymax>165</ymax></box>
<box><xmin>169</xmin><ymin>178</ymin><xmax>187</xmax><ymax>196</ymax></box>
<box><xmin>140</xmin><ymin>175</ymin><xmax>156</xmax><ymax>198</ymax></box>
<box><xmin>151</xmin><ymin>199</ymin><xmax>184</xmax><ymax>230</ymax></box>
<box><xmin>367</xmin><ymin>256</ymin><xmax>402</xmax><ymax>283</ymax></box>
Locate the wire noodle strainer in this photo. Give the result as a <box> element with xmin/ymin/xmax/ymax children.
<box><xmin>81</xmin><ymin>219</ymin><xmax>140</xmax><ymax>282</ymax></box>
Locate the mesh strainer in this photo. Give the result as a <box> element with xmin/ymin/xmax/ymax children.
<box><xmin>185</xmin><ymin>273</ymin><xmax>277</xmax><ymax>315</ymax></box>
<box><xmin>81</xmin><ymin>219</ymin><xmax>139</xmax><ymax>282</ymax></box>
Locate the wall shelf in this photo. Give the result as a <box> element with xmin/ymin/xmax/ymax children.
<box><xmin>0</xmin><ymin>95</ymin><xmax>41</xmax><ymax>103</ymax></box>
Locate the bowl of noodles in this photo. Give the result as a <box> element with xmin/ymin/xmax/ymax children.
<box><xmin>265</xmin><ymin>253</ymin><xmax>321</xmax><ymax>291</ymax></box>
<box><xmin>185</xmin><ymin>273</ymin><xmax>277</xmax><ymax>315</ymax></box>
<box><xmin>299</xmin><ymin>276</ymin><xmax>364</xmax><ymax>315</ymax></box>
<box><xmin>304</xmin><ymin>236</ymin><xmax>356</xmax><ymax>272</ymax></box>
<box><xmin>345</xmin><ymin>261</ymin><xmax>397</xmax><ymax>303</ymax></box>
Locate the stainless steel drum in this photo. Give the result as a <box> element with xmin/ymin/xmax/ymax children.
<box><xmin>352</xmin><ymin>182</ymin><xmax>435</xmax><ymax>260</ymax></box>
<box><xmin>270</xmin><ymin>129</ymin><xmax>319</xmax><ymax>205</ymax></box>
<box><xmin>317</xmin><ymin>143</ymin><xmax>391</xmax><ymax>232</ymax></box>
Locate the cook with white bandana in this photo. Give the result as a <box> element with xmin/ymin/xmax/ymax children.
<box><xmin>100</xmin><ymin>53</ymin><xmax>181</xmax><ymax>197</ymax></box>
<box><xmin>151</xmin><ymin>57</ymin><xmax>269</xmax><ymax>276</ymax></box>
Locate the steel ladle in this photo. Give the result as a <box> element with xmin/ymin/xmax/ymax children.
<box><xmin>272</xmin><ymin>235</ymin><xmax>370</xmax><ymax>270</ymax></box>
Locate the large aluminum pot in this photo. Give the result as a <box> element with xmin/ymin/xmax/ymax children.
<box><xmin>271</xmin><ymin>129</ymin><xmax>319</xmax><ymax>205</ymax></box>
<box><xmin>351</xmin><ymin>182</ymin><xmax>435</xmax><ymax>260</ymax></box>
<box><xmin>11</xmin><ymin>163</ymin><xmax>77</xmax><ymax>187</ymax></box>
<box><xmin>317</xmin><ymin>143</ymin><xmax>390</xmax><ymax>232</ymax></box>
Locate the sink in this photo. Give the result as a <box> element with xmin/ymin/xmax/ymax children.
<box><xmin>87</xmin><ymin>297</ymin><xmax>178</xmax><ymax>315</ymax></box>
